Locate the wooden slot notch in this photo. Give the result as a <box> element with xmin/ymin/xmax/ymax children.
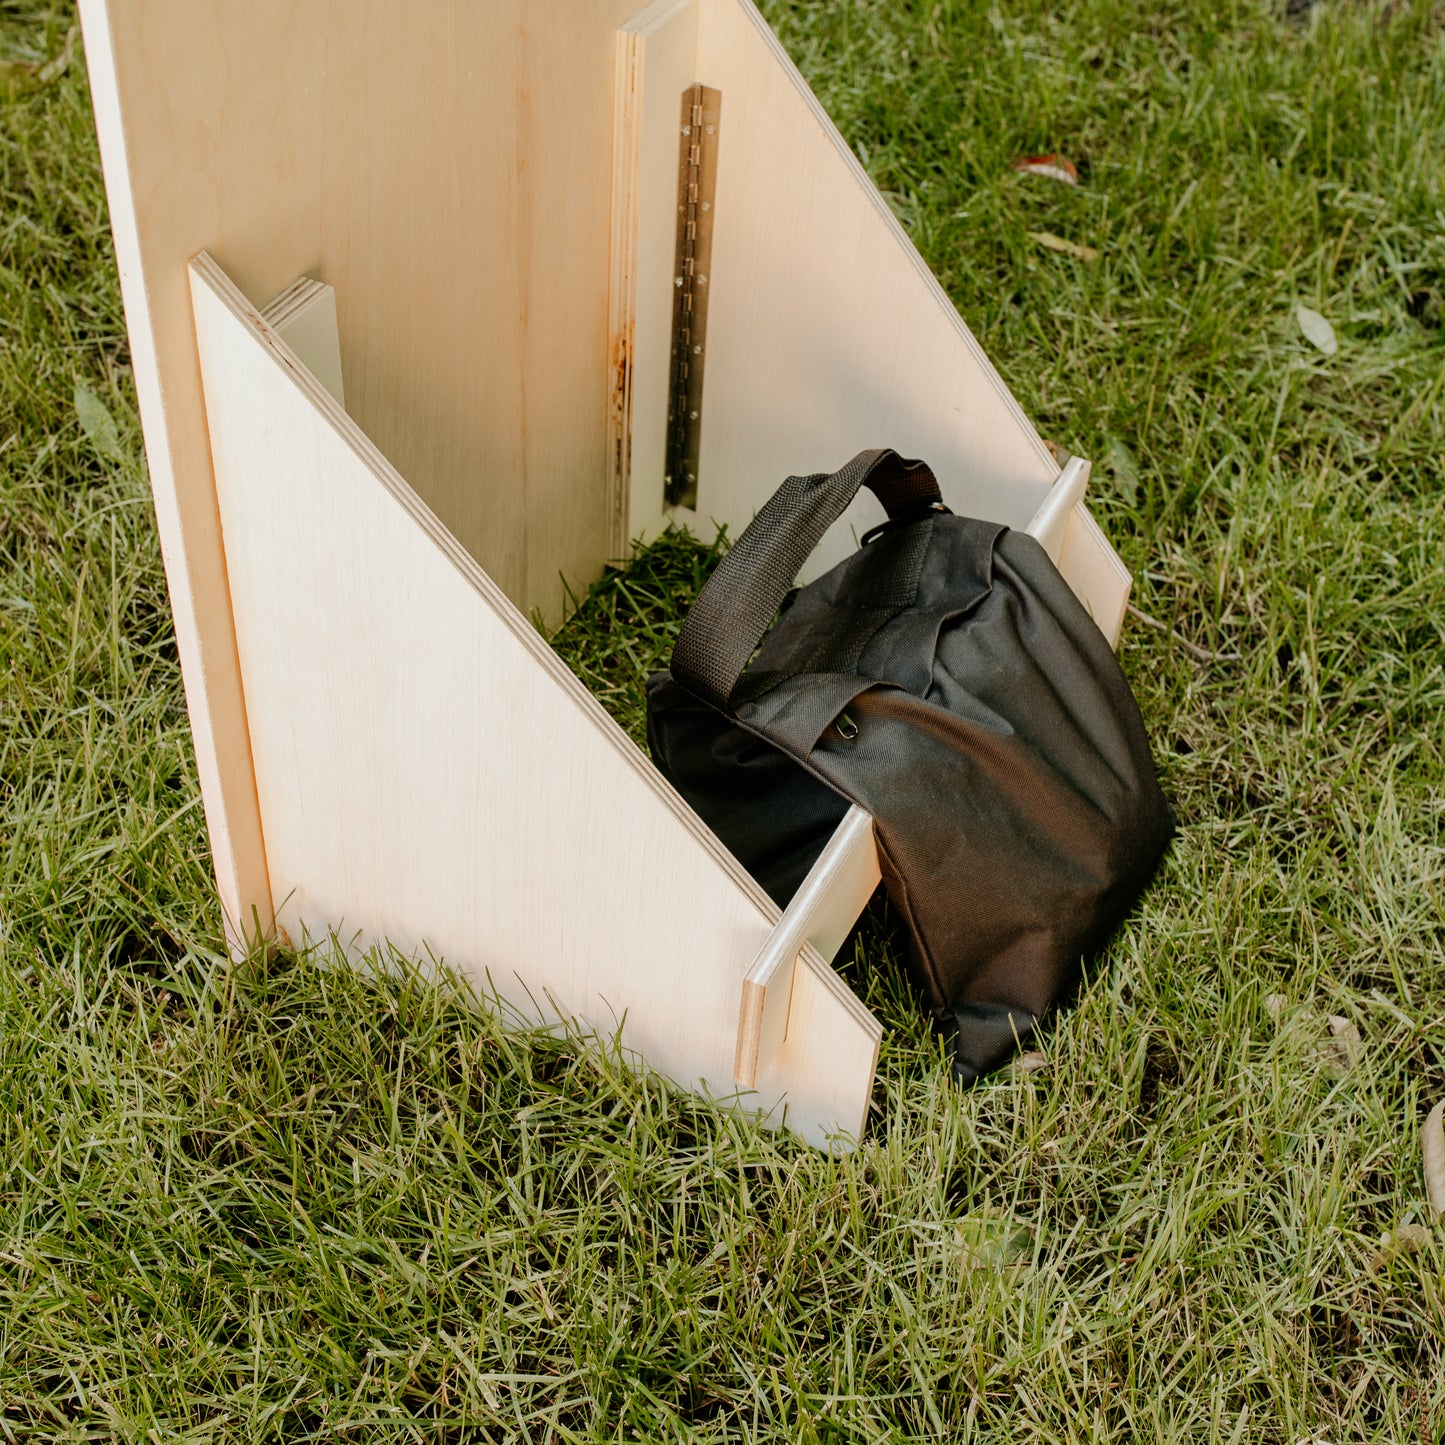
<box><xmin>736</xmin><ymin>806</ymin><xmax>879</xmax><ymax>1088</ymax></box>
<box><xmin>259</xmin><ymin>279</ymin><xmax>345</xmax><ymax>407</ymax></box>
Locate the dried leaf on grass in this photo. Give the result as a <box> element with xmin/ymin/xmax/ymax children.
<box><xmin>955</xmin><ymin>1216</ymin><xmax>1033</xmax><ymax>1272</ymax></box>
<box><xmin>74</xmin><ymin>384</ymin><xmax>124</xmax><ymax>462</ymax></box>
<box><xmin>1263</xmin><ymin>999</ymin><xmax>1365</xmax><ymax>1076</ymax></box>
<box><xmin>0</xmin><ymin>25</ymin><xmax>76</xmax><ymax>98</ymax></box>
<box><xmin>1106</xmin><ymin>437</ymin><xmax>1141</xmax><ymax>506</ymax></box>
<box><xmin>1370</xmin><ymin>1223</ymin><xmax>1431</xmax><ymax>1272</ymax></box>
<box><xmin>1297</xmin><ymin>304</ymin><xmax>1338</xmax><ymax>356</ymax></box>
<box><xmin>1322</xmin><ymin>1014</ymin><xmax>1362</xmax><ymax>1076</ymax></box>
<box><xmin>1126</xmin><ymin>603</ymin><xmax>1240</xmax><ymax>663</ymax></box>
<box><xmin>36</xmin><ymin>25</ymin><xmax>77</xmax><ymax>85</ymax></box>
<box><xmin>1028</xmin><ymin>230</ymin><xmax>1098</xmax><ymax>263</ymax></box>
<box><xmin>1423</xmin><ymin>1099</ymin><xmax>1445</xmax><ymax>1218</ymax></box>
<box><xmin>1010</xmin><ymin>152</ymin><xmax>1079</xmax><ymax>185</ymax></box>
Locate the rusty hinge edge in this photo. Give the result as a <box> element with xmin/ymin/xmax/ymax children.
<box><xmin>664</xmin><ymin>82</ymin><xmax>719</xmax><ymax>511</ymax></box>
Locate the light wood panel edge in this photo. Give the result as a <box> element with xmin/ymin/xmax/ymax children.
<box><xmin>1026</xmin><ymin>455</ymin><xmax>1091</xmax><ymax>565</ymax></box>
<box><xmin>735</xmin><ymin>805</ymin><xmax>880</xmax><ymax>1087</ymax></box>
<box><xmin>1060</xmin><ymin>503</ymin><xmax>1132</xmax><ymax>650</ymax></box>
<box><xmin>260</xmin><ymin>279</ymin><xmax>345</xmax><ymax>407</ymax></box>
<box><xmin>607</xmin><ymin>24</ymin><xmax>643</xmax><ymax>561</ymax></box>
<box><xmin>80</xmin><ymin>0</ymin><xmax>274</xmax><ymax>956</ymax></box>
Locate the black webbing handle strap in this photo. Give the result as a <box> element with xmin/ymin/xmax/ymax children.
<box><xmin>671</xmin><ymin>449</ymin><xmax>942</xmax><ymax>712</ymax></box>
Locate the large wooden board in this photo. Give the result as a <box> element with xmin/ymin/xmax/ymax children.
<box><xmin>79</xmin><ymin>0</ymin><xmax>668</xmax><ymax>947</ymax></box>
<box><xmin>189</xmin><ymin>253</ymin><xmax>881</xmax><ymax>1148</ymax></box>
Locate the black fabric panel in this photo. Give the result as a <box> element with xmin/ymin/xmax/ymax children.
<box><xmin>645</xmin><ymin>672</ymin><xmax>851</xmax><ymax>906</ymax></box>
<box><xmin>935</xmin><ymin>1005</ymin><xmax>1041</xmax><ymax>1084</ymax></box>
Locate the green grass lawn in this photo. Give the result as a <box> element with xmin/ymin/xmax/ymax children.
<box><xmin>4</xmin><ymin>0</ymin><xmax>1445</xmax><ymax>1438</ymax></box>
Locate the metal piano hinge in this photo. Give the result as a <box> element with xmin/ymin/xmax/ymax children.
<box><xmin>665</xmin><ymin>82</ymin><xmax>720</xmax><ymax>511</ymax></box>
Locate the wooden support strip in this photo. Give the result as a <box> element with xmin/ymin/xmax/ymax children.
<box><xmin>1025</xmin><ymin>455</ymin><xmax>1090</xmax><ymax>565</ymax></box>
<box><xmin>260</xmin><ymin>279</ymin><xmax>345</xmax><ymax>408</ymax></box>
<box><xmin>1058</xmin><ymin>502</ymin><xmax>1132</xmax><ymax>649</ymax></box>
<box><xmin>735</xmin><ymin>805</ymin><xmax>880</xmax><ymax>1087</ymax></box>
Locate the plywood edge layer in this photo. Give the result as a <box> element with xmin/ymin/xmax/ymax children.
<box><xmin>260</xmin><ymin>279</ymin><xmax>345</xmax><ymax>407</ymax></box>
<box><xmin>622</xmin><ymin>0</ymin><xmax>701</xmax><ymax>36</ymax></box>
<box><xmin>735</xmin><ymin>805</ymin><xmax>880</xmax><ymax>1086</ymax></box>
<box><xmin>81</xmin><ymin>2</ymin><xmax>274</xmax><ymax>954</ymax></box>
<box><xmin>611</xmin><ymin>0</ymin><xmax>705</xmax><ymax>560</ymax></box>
<box><xmin>608</xmin><ymin>26</ymin><xmax>645</xmax><ymax>561</ymax></box>
<box><xmin>258</xmin><ymin>277</ymin><xmax>324</xmax><ymax>328</ymax></box>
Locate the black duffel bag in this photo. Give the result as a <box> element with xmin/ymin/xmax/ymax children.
<box><xmin>646</xmin><ymin>448</ymin><xmax>1174</xmax><ymax>1082</ymax></box>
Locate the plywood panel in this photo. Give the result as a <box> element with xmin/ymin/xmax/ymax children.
<box><xmin>83</xmin><ymin>0</ymin><xmax>650</xmax><ymax>618</ymax></box>
<box><xmin>85</xmin><ymin>0</ymin><xmax>1101</xmax><ymax>960</ymax></box>
<box><xmin>616</xmin><ymin>0</ymin><xmax>1062</xmax><ymax>577</ymax></box>
<box><xmin>79</xmin><ymin>0</ymin><xmax>692</xmax><ymax>953</ymax></box>
<box><xmin>189</xmin><ymin>254</ymin><xmax>880</xmax><ymax>1149</ymax></box>
<box><xmin>1057</xmin><ymin>502</ymin><xmax>1133</xmax><ymax>648</ymax></box>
